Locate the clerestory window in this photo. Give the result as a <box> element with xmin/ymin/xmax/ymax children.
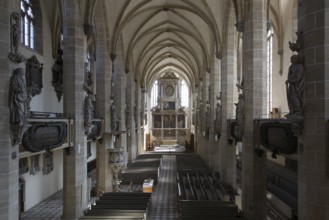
<box><xmin>21</xmin><ymin>0</ymin><xmax>35</xmax><ymax>49</ymax></box>
<box><xmin>267</xmin><ymin>27</ymin><xmax>273</xmax><ymax>114</ymax></box>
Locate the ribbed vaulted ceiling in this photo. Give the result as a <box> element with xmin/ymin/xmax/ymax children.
<box><xmin>107</xmin><ymin>0</ymin><xmax>226</xmax><ymax>90</ymax></box>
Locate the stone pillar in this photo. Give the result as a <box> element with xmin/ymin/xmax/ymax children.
<box><xmin>94</xmin><ymin>3</ymin><xmax>113</xmax><ymax>193</ymax></box>
<box><xmin>209</xmin><ymin>55</ymin><xmax>221</xmax><ymax>170</ymax></box>
<box><xmin>113</xmin><ymin>47</ymin><xmax>127</xmax><ymax>167</ymax></box>
<box><xmin>61</xmin><ymin>1</ymin><xmax>88</xmax><ymax>219</ymax></box>
<box><xmin>196</xmin><ymin>83</ymin><xmax>203</xmax><ymax>155</ymax></box>
<box><xmin>299</xmin><ymin>0</ymin><xmax>329</xmax><ymax>219</ymax></box>
<box><xmin>220</xmin><ymin>5</ymin><xmax>238</xmax><ymax>187</ymax></box>
<box><xmin>242</xmin><ymin>0</ymin><xmax>267</xmax><ymax>219</ymax></box>
<box><xmin>136</xmin><ymin>85</ymin><xmax>143</xmax><ymax>155</ymax></box>
<box><xmin>130</xmin><ymin>79</ymin><xmax>137</xmax><ymax>160</ymax></box>
<box><xmin>202</xmin><ymin>73</ymin><xmax>210</xmax><ymax>163</ymax></box>
<box><xmin>0</xmin><ymin>1</ymin><xmax>19</xmax><ymax>219</ymax></box>
<box><xmin>140</xmin><ymin>88</ymin><xmax>146</xmax><ymax>152</ymax></box>
<box><xmin>126</xmin><ymin>71</ymin><xmax>137</xmax><ymax>162</ymax></box>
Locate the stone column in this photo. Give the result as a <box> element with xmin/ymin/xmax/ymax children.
<box><xmin>196</xmin><ymin>83</ymin><xmax>203</xmax><ymax>155</ymax></box>
<box><xmin>242</xmin><ymin>0</ymin><xmax>267</xmax><ymax>219</ymax></box>
<box><xmin>113</xmin><ymin>48</ymin><xmax>127</xmax><ymax>167</ymax></box>
<box><xmin>140</xmin><ymin>88</ymin><xmax>146</xmax><ymax>152</ymax></box>
<box><xmin>299</xmin><ymin>0</ymin><xmax>329</xmax><ymax>219</ymax></box>
<box><xmin>136</xmin><ymin>85</ymin><xmax>143</xmax><ymax>154</ymax></box>
<box><xmin>0</xmin><ymin>1</ymin><xmax>19</xmax><ymax>219</ymax></box>
<box><xmin>61</xmin><ymin>1</ymin><xmax>88</xmax><ymax>219</ymax></box>
<box><xmin>94</xmin><ymin>2</ymin><xmax>113</xmax><ymax>193</ymax></box>
<box><xmin>220</xmin><ymin>5</ymin><xmax>238</xmax><ymax>187</ymax></box>
<box><xmin>209</xmin><ymin>55</ymin><xmax>221</xmax><ymax>170</ymax></box>
<box><xmin>202</xmin><ymin>72</ymin><xmax>210</xmax><ymax>164</ymax></box>
<box><xmin>129</xmin><ymin>80</ymin><xmax>138</xmax><ymax>161</ymax></box>
<box><xmin>126</xmin><ymin>71</ymin><xmax>137</xmax><ymax>162</ymax></box>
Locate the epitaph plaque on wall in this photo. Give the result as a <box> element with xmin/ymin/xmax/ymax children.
<box><xmin>22</xmin><ymin>122</ymin><xmax>67</xmax><ymax>152</ymax></box>
<box><xmin>26</xmin><ymin>55</ymin><xmax>43</xmax><ymax>97</ymax></box>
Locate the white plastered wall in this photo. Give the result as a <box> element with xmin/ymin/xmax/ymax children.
<box><xmin>19</xmin><ymin>0</ymin><xmax>64</xmax><ymax>211</ymax></box>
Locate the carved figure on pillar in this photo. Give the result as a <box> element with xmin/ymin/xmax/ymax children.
<box><xmin>83</xmin><ymin>64</ymin><xmax>94</xmax><ymax>95</ymax></box>
<box><xmin>192</xmin><ymin>107</ymin><xmax>196</xmax><ymax>125</ymax></box>
<box><xmin>8</xmin><ymin>68</ymin><xmax>31</xmax><ymax>145</ymax></box>
<box><xmin>198</xmin><ymin>102</ymin><xmax>203</xmax><ymax>130</ymax></box>
<box><xmin>84</xmin><ymin>94</ymin><xmax>94</xmax><ymax>135</ymax></box>
<box><xmin>83</xmin><ymin>63</ymin><xmax>95</xmax><ymax>135</ymax></box>
<box><xmin>8</xmin><ymin>12</ymin><xmax>25</xmax><ymax>63</ymax></box>
<box><xmin>203</xmin><ymin>105</ymin><xmax>210</xmax><ymax>136</ymax></box>
<box><xmin>111</xmin><ymin>100</ymin><xmax>118</xmax><ymax>131</ymax></box>
<box><xmin>214</xmin><ymin>102</ymin><xmax>222</xmax><ymax>137</ymax></box>
<box><xmin>52</xmin><ymin>49</ymin><xmax>64</xmax><ymax>102</ymax></box>
<box><xmin>125</xmin><ymin>102</ymin><xmax>130</xmax><ymax>131</ymax></box>
<box><xmin>286</xmin><ymin>54</ymin><xmax>304</xmax><ymax>115</ymax></box>
<box><xmin>234</xmin><ymin>79</ymin><xmax>245</xmax><ymax>140</ymax></box>
<box><xmin>134</xmin><ymin>104</ymin><xmax>138</xmax><ymax>129</ymax></box>
<box><xmin>285</xmin><ymin>54</ymin><xmax>304</xmax><ymax>136</ymax></box>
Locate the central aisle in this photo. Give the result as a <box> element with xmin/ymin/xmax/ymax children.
<box><xmin>149</xmin><ymin>155</ymin><xmax>178</xmax><ymax>220</ymax></box>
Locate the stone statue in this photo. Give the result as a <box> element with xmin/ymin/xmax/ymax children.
<box><xmin>11</xmin><ymin>12</ymin><xmax>20</xmax><ymax>54</ymax></box>
<box><xmin>286</xmin><ymin>54</ymin><xmax>304</xmax><ymax>115</ymax></box>
<box><xmin>8</xmin><ymin>68</ymin><xmax>31</xmax><ymax>145</ymax></box>
<box><xmin>234</xmin><ymin>93</ymin><xmax>245</xmax><ymax>140</ymax></box>
<box><xmin>204</xmin><ymin>105</ymin><xmax>210</xmax><ymax>135</ymax></box>
<box><xmin>192</xmin><ymin>107</ymin><xmax>195</xmax><ymax>125</ymax></box>
<box><xmin>214</xmin><ymin>102</ymin><xmax>222</xmax><ymax>136</ymax></box>
<box><xmin>111</xmin><ymin>100</ymin><xmax>118</xmax><ymax>131</ymax></box>
<box><xmin>83</xmin><ymin>65</ymin><xmax>93</xmax><ymax>95</ymax></box>
<box><xmin>52</xmin><ymin>49</ymin><xmax>63</xmax><ymax>102</ymax></box>
<box><xmin>134</xmin><ymin>104</ymin><xmax>138</xmax><ymax>128</ymax></box>
<box><xmin>125</xmin><ymin>103</ymin><xmax>130</xmax><ymax>130</ymax></box>
<box><xmin>8</xmin><ymin>12</ymin><xmax>25</xmax><ymax>63</ymax></box>
<box><xmin>84</xmin><ymin>94</ymin><xmax>94</xmax><ymax>135</ymax></box>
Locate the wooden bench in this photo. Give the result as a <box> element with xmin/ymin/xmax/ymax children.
<box><xmin>179</xmin><ymin>200</ymin><xmax>240</xmax><ymax>220</ymax></box>
<box><xmin>81</xmin><ymin>216</ymin><xmax>144</xmax><ymax>220</ymax></box>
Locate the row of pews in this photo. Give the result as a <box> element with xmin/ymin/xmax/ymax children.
<box><xmin>176</xmin><ymin>154</ymin><xmax>242</xmax><ymax>220</ymax></box>
<box><xmin>81</xmin><ymin>192</ymin><xmax>151</xmax><ymax>220</ymax></box>
<box><xmin>178</xmin><ymin>200</ymin><xmax>241</xmax><ymax>220</ymax></box>
<box><xmin>177</xmin><ymin>170</ymin><xmax>230</xmax><ymax>201</ymax></box>
<box><xmin>121</xmin><ymin>153</ymin><xmax>163</xmax><ymax>185</ymax></box>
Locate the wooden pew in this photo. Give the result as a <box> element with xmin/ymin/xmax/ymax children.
<box><xmin>82</xmin><ymin>192</ymin><xmax>150</xmax><ymax>220</ymax></box>
<box><xmin>178</xmin><ymin>200</ymin><xmax>240</xmax><ymax>220</ymax></box>
<box><xmin>81</xmin><ymin>216</ymin><xmax>144</xmax><ymax>220</ymax></box>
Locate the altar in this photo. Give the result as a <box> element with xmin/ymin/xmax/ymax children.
<box><xmin>154</xmin><ymin>144</ymin><xmax>186</xmax><ymax>152</ymax></box>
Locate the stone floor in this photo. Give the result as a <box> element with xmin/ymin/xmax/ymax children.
<box><xmin>20</xmin><ymin>190</ymin><xmax>63</xmax><ymax>220</ymax></box>
<box><xmin>149</xmin><ymin>155</ymin><xmax>178</xmax><ymax>220</ymax></box>
<box><xmin>21</xmin><ymin>154</ymin><xmax>179</xmax><ymax>220</ymax></box>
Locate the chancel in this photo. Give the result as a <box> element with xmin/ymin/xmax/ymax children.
<box><xmin>0</xmin><ymin>1</ymin><xmax>328</xmax><ymax>220</ymax></box>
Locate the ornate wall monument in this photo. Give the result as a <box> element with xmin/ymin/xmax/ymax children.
<box><xmin>26</xmin><ymin>55</ymin><xmax>44</xmax><ymax>97</ymax></box>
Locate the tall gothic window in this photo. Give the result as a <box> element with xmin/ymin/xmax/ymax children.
<box><xmin>266</xmin><ymin>27</ymin><xmax>273</xmax><ymax>114</ymax></box>
<box><xmin>151</xmin><ymin>80</ymin><xmax>158</xmax><ymax>108</ymax></box>
<box><xmin>21</xmin><ymin>0</ymin><xmax>35</xmax><ymax>49</ymax></box>
<box><xmin>181</xmin><ymin>80</ymin><xmax>189</xmax><ymax>107</ymax></box>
